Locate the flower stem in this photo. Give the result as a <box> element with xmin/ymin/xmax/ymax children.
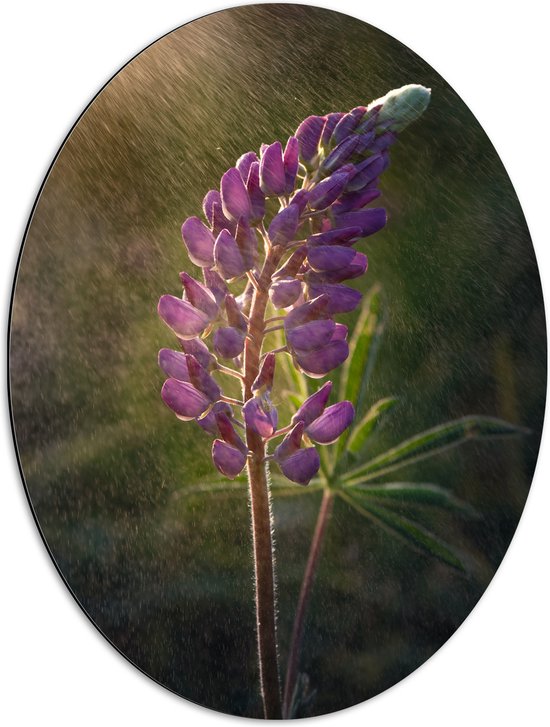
<box><xmin>282</xmin><ymin>489</ymin><xmax>335</xmax><ymax>719</ymax></box>
<box><xmin>242</xmin><ymin>245</ymin><xmax>284</xmax><ymax>719</ymax></box>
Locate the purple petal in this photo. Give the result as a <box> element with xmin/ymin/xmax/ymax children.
<box><xmin>260</xmin><ymin>141</ymin><xmax>286</xmax><ymax>196</ymax></box>
<box><xmin>307</xmin><ymin>245</ymin><xmax>357</xmax><ymax>272</ymax></box>
<box><xmin>196</xmin><ymin>401</ymin><xmax>232</xmax><ymax>436</ymax></box>
<box><xmin>202</xmin><ymin>190</ymin><xmax>221</xmax><ymax>225</ymax></box>
<box><xmin>236</xmin><ymin>151</ymin><xmax>259</xmax><ymax>181</ymax></box>
<box><xmin>284</xmin><ymin>295</ymin><xmax>329</xmax><ymax>329</ymax></box>
<box><xmin>295</xmin><ymin>115</ymin><xmax>325</xmax><ymax>163</ymax></box>
<box><xmin>332</xmin><ymin>208</ymin><xmax>387</xmax><ymax>237</ymax></box>
<box><xmin>306</xmin><ymin>401</ymin><xmax>355</xmax><ymax>444</ymax></box>
<box><xmin>307</xmin><ymin>284</ymin><xmax>362</xmax><ymax>314</ymax></box>
<box><xmin>307</xmin><ymin>227</ymin><xmax>362</xmax><ymax>247</ymax></box>
<box><xmin>235</xmin><ymin>218</ymin><xmax>258</xmax><ymax>270</ymax></box>
<box><xmin>332</xmin><ymin>323</ymin><xmax>348</xmax><ymax>341</ymax></box>
<box><xmin>306</xmin><ymin>251</ymin><xmax>368</xmax><ymax>284</ymax></box>
<box><xmin>307</xmin><ymin>172</ymin><xmax>350</xmax><ymax>212</ymax></box>
<box><xmin>268</xmin><ymin>204</ymin><xmax>300</xmax><ymax>246</ymax></box>
<box><xmin>287</xmin><ymin>319</ymin><xmax>336</xmax><ymax>353</ymax></box>
<box><xmin>274</xmin><ymin>421</ymin><xmax>304</xmax><ymax>460</ymax></box>
<box><xmin>211</xmin><ymin>202</ymin><xmax>236</xmax><ymax>237</ymax></box>
<box><xmin>180</xmin><ymin>337</ymin><xmax>215</xmax><ymax>370</ymax></box>
<box><xmin>216</xmin><ymin>411</ymin><xmax>247</xmax><ymax>450</ymax></box>
<box><xmin>277</xmin><ymin>447</ymin><xmax>320</xmax><ymax>486</ymax></box>
<box><xmin>332</xmin><ymin>188</ymin><xmax>381</xmax><ymax>215</ymax></box>
<box><xmin>252</xmin><ymin>352</ymin><xmax>276</xmax><ymax>393</ymax></box>
<box><xmin>181</xmin><ymin>216</ymin><xmax>215</xmax><ymax>267</ymax></box>
<box><xmin>214</xmin><ymin>229</ymin><xmax>246</xmax><ymax>279</ymax></box>
<box><xmin>161</xmin><ymin>378</ymin><xmax>210</xmax><ymax>420</ymax></box>
<box><xmin>225</xmin><ymin>294</ymin><xmax>247</xmax><ymax>331</ymax></box>
<box><xmin>292</xmin><ymin>381</ymin><xmax>332</xmax><ymax>427</ymax></box>
<box><xmin>288</xmin><ymin>188</ymin><xmax>309</xmax><ymax>213</ymax></box>
<box><xmin>213</xmin><ymin>327</ymin><xmax>245</xmax><ymax>359</ymax></box>
<box><xmin>321</xmin><ymin>135</ymin><xmax>361</xmax><ymax>173</ymax></box>
<box><xmin>158</xmin><ymin>348</ymin><xmax>190</xmax><ymax>381</ymax></box>
<box><xmin>203</xmin><ymin>268</ymin><xmax>229</xmax><ymax>307</ymax></box>
<box><xmin>320</xmin><ymin>112</ymin><xmax>345</xmax><ymax>146</ymax></box>
<box><xmin>294</xmin><ymin>340</ymin><xmax>349</xmax><ymax>378</ymax></box>
<box><xmin>179</xmin><ymin>271</ymin><xmax>218</xmax><ymax>319</ymax></box>
<box><xmin>269</xmin><ymin>277</ymin><xmax>302</xmax><ymax>308</ymax></box>
<box><xmin>186</xmin><ymin>354</ymin><xmax>221</xmax><ymax>402</ymax></box>
<box><xmin>332</xmin><ymin>112</ymin><xmax>361</xmax><ymax>145</ymax></box>
<box><xmin>221</xmin><ymin>167</ymin><xmax>252</xmax><ymax>222</ymax></box>
<box><xmin>212</xmin><ymin>440</ymin><xmax>247</xmax><ymax>479</ymax></box>
<box><xmin>243</xmin><ymin>396</ymin><xmax>278</xmax><ymax>438</ymax></box>
<box><xmin>370</xmin><ymin>131</ymin><xmax>398</xmax><ymax>152</ymax></box>
<box><xmin>283</xmin><ymin>136</ymin><xmax>299</xmax><ymax>194</ymax></box>
<box><xmin>246</xmin><ymin>161</ymin><xmax>266</xmax><ymax>222</ymax></box>
<box><xmin>158</xmin><ymin>295</ymin><xmax>210</xmax><ymax>339</ymax></box>
<box><xmin>346</xmin><ymin>153</ymin><xmax>389</xmax><ymax>192</ymax></box>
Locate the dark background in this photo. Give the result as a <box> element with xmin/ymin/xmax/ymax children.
<box><xmin>9</xmin><ymin>4</ymin><xmax>545</xmax><ymax>717</ymax></box>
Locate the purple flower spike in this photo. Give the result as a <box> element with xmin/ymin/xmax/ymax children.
<box><xmin>236</xmin><ymin>151</ymin><xmax>258</xmax><ymax>181</ymax></box>
<box><xmin>161</xmin><ymin>378</ymin><xmax>210</xmax><ymax>421</ymax></box>
<box><xmin>306</xmin><ymin>401</ymin><xmax>355</xmax><ymax>444</ymax></box>
<box><xmin>186</xmin><ymin>354</ymin><xmax>221</xmax><ymax>402</ymax></box>
<box><xmin>158</xmin><ymin>295</ymin><xmax>211</xmax><ymax>340</ymax></box>
<box><xmin>181</xmin><ymin>216</ymin><xmax>215</xmax><ymax>268</ymax></box>
<box><xmin>221</xmin><ymin>167</ymin><xmax>252</xmax><ymax>222</ymax></box>
<box><xmin>333</xmin><ymin>208</ymin><xmax>387</xmax><ymax>237</ymax></box>
<box><xmin>260</xmin><ymin>141</ymin><xmax>286</xmax><ymax>196</ymax></box>
<box><xmin>294</xmin><ymin>339</ymin><xmax>349</xmax><ymax>378</ymax></box>
<box><xmin>243</xmin><ymin>395</ymin><xmax>278</xmax><ymax>438</ymax></box>
<box><xmin>269</xmin><ymin>277</ymin><xmax>302</xmax><ymax>308</ymax></box>
<box><xmin>308</xmin><ymin>172</ymin><xmax>351</xmax><ymax>211</ymax></box>
<box><xmin>292</xmin><ymin>381</ymin><xmax>333</xmax><ymax>426</ymax></box>
<box><xmin>287</xmin><ymin>319</ymin><xmax>336</xmax><ymax>353</ymax></box>
<box><xmin>179</xmin><ymin>271</ymin><xmax>218</xmax><ymax>320</ymax></box>
<box><xmin>180</xmin><ymin>337</ymin><xmax>215</xmax><ymax>370</ymax></box>
<box><xmin>295</xmin><ymin>115</ymin><xmax>325</xmax><ymax>164</ymax></box>
<box><xmin>158</xmin><ymin>348</ymin><xmax>190</xmax><ymax>381</ymax></box>
<box><xmin>212</xmin><ymin>440</ymin><xmax>247</xmax><ymax>479</ymax></box>
<box><xmin>268</xmin><ymin>204</ymin><xmax>300</xmax><ymax>246</ymax></box>
<box><xmin>307</xmin><ymin>284</ymin><xmax>362</xmax><ymax>314</ymax></box>
<box><xmin>214</xmin><ymin>229</ymin><xmax>246</xmax><ymax>280</ymax></box>
<box><xmin>213</xmin><ymin>326</ymin><xmax>245</xmax><ymax>359</ymax></box>
<box><xmin>252</xmin><ymin>352</ymin><xmax>276</xmax><ymax>393</ymax></box>
<box><xmin>283</xmin><ymin>136</ymin><xmax>299</xmax><ymax>194</ymax></box>
<box><xmin>246</xmin><ymin>161</ymin><xmax>266</xmax><ymax>223</ymax></box>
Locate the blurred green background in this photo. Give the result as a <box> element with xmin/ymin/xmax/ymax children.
<box><xmin>9</xmin><ymin>4</ymin><xmax>545</xmax><ymax>718</ymax></box>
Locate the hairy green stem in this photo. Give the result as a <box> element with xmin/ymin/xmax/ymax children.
<box><xmin>242</xmin><ymin>245</ymin><xmax>284</xmax><ymax>719</ymax></box>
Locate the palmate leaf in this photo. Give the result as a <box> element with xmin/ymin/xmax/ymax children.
<box><xmin>347</xmin><ymin>397</ymin><xmax>398</xmax><ymax>455</ymax></box>
<box><xmin>349</xmin><ymin>482</ymin><xmax>476</xmax><ymax>515</ymax></box>
<box><xmin>340</xmin><ymin>490</ymin><xmax>466</xmax><ymax>571</ymax></box>
<box><xmin>342</xmin><ymin>415</ymin><xmax>528</xmax><ymax>486</ymax></box>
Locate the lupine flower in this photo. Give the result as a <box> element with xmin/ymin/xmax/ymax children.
<box><xmin>159</xmin><ymin>84</ymin><xmax>431</xmax><ymax>485</ymax></box>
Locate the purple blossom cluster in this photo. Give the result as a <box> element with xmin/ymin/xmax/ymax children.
<box><xmin>158</xmin><ymin>85</ymin><xmax>430</xmax><ymax>486</ymax></box>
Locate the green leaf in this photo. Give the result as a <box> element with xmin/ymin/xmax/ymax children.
<box><xmin>338</xmin><ymin>283</ymin><xmax>385</xmax><ymax>412</ymax></box>
<box><xmin>340</xmin><ymin>491</ymin><xmax>466</xmax><ymax>570</ymax></box>
<box><xmin>347</xmin><ymin>397</ymin><xmax>398</xmax><ymax>455</ymax></box>
<box><xmin>349</xmin><ymin>481</ymin><xmax>475</xmax><ymax>514</ymax></box>
<box><xmin>342</xmin><ymin>415</ymin><xmax>529</xmax><ymax>485</ymax></box>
